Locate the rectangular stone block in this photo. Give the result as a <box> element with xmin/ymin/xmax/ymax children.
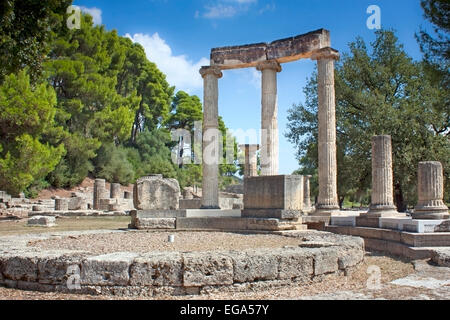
<box><xmin>134</xmin><ymin>218</ymin><xmax>176</xmax><ymax>230</ymax></box>
<box><xmin>183</xmin><ymin>253</ymin><xmax>233</xmax><ymax>287</ymax></box>
<box><xmin>242</xmin><ymin>209</ymin><xmax>301</xmax><ymax>220</ymax></box>
<box><xmin>379</xmin><ymin>218</ymin><xmax>447</xmax><ymax>233</ymax></box>
<box><xmin>244</xmin><ymin>175</ymin><xmax>303</xmax><ymax>211</ymax></box>
<box><xmin>230</xmin><ymin>250</ymin><xmax>278</xmax><ymax>283</ymax></box>
<box><xmin>179</xmin><ymin>199</ymin><xmax>202</xmax><ymax>210</ymax></box>
<box><xmin>278</xmin><ymin>249</ymin><xmax>314</xmax><ymax>280</ymax></box>
<box><xmin>311</xmin><ymin>248</ymin><xmax>339</xmax><ymax>275</ymax></box>
<box><xmin>130</xmin><ymin>253</ymin><xmax>183</xmax><ymax>287</ymax></box>
<box><xmin>68</xmin><ymin>197</ymin><xmax>87</xmax><ymax>211</ymax></box>
<box><xmin>81</xmin><ymin>252</ymin><xmax>138</xmax><ymax>286</ymax></box>
<box><xmin>331</xmin><ymin>216</ymin><xmax>357</xmax><ymax>227</ymax></box>
<box><xmin>38</xmin><ymin>254</ymin><xmax>83</xmax><ymax>285</ymax></box>
<box><xmin>2</xmin><ymin>254</ymin><xmax>39</xmax><ymax>282</ymax></box>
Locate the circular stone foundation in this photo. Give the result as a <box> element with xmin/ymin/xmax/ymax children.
<box><xmin>0</xmin><ymin>230</ymin><xmax>365</xmax><ymax>297</ymax></box>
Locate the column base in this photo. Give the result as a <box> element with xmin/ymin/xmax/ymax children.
<box><xmin>365</xmin><ymin>204</ymin><xmax>404</xmax><ymax>218</ymax></box>
<box><xmin>312</xmin><ymin>205</ymin><xmax>341</xmax><ymax>217</ymax></box>
<box><xmin>412</xmin><ymin>209</ymin><xmax>449</xmax><ymax>220</ymax></box>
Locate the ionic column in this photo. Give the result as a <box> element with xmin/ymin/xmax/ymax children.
<box><xmin>240</xmin><ymin>144</ymin><xmax>259</xmax><ymax>177</ymax></box>
<box><xmin>200</xmin><ymin>66</ymin><xmax>223</xmax><ymax>209</ymax></box>
<box><xmin>413</xmin><ymin>162</ymin><xmax>449</xmax><ymax>220</ymax></box>
<box><xmin>93</xmin><ymin>179</ymin><xmax>106</xmax><ymax>210</ymax></box>
<box><xmin>303</xmin><ymin>175</ymin><xmax>313</xmax><ymax>213</ymax></box>
<box><xmin>366</xmin><ymin>135</ymin><xmax>400</xmax><ymax>216</ymax></box>
<box><xmin>311</xmin><ymin>48</ymin><xmax>340</xmax><ymax>215</ymax></box>
<box><xmin>110</xmin><ymin>183</ymin><xmax>121</xmax><ymax>199</ymax></box>
<box><xmin>257</xmin><ymin>60</ymin><xmax>281</xmax><ymax>176</ymax></box>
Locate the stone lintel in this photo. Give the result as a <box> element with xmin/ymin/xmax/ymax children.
<box><xmin>311</xmin><ymin>47</ymin><xmax>340</xmax><ymax>61</ymax></box>
<box><xmin>210</xmin><ymin>29</ymin><xmax>331</xmax><ymax>70</ymax></box>
<box><xmin>199</xmin><ymin>66</ymin><xmax>223</xmax><ymax>79</ymax></box>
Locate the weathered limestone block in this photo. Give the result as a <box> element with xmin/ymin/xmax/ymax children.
<box><xmin>435</xmin><ymin>220</ymin><xmax>450</xmax><ymax>232</ymax></box>
<box><xmin>278</xmin><ymin>249</ymin><xmax>314</xmax><ymax>280</ymax></box>
<box><xmin>81</xmin><ymin>252</ymin><xmax>138</xmax><ymax>286</ymax></box>
<box><xmin>311</xmin><ymin>248</ymin><xmax>339</xmax><ymax>275</ymax></box>
<box><xmin>37</xmin><ymin>254</ymin><xmax>84</xmax><ymax>285</ymax></box>
<box><xmin>183</xmin><ymin>253</ymin><xmax>233</xmax><ymax>287</ymax></box>
<box><xmin>230</xmin><ymin>250</ymin><xmax>278</xmax><ymax>283</ymax></box>
<box><xmin>243</xmin><ymin>175</ymin><xmax>305</xmax><ymax>219</ymax></box>
<box><xmin>55</xmin><ymin>198</ymin><xmax>69</xmax><ymax>211</ymax></box>
<box><xmin>431</xmin><ymin>249</ymin><xmax>450</xmax><ymax>267</ymax></box>
<box><xmin>413</xmin><ymin>162</ymin><xmax>449</xmax><ymax>220</ymax></box>
<box><xmin>130</xmin><ymin>253</ymin><xmax>183</xmax><ymax>287</ymax></box>
<box><xmin>134</xmin><ymin>218</ymin><xmax>176</xmax><ymax>230</ymax></box>
<box><xmin>28</xmin><ymin>216</ymin><xmax>56</xmax><ymax>227</ymax></box>
<box><xmin>337</xmin><ymin>248</ymin><xmax>365</xmax><ymax>270</ymax></box>
<box><xmin>1</xmin><ymin>254</ymin><xmax>39</xmax><ymax>282</ymax></box>
<box><xmin>68</xmin><ymin>196</ymin><xmax>87</xmax><ymax>211</ymax></box>
<box><xmin>133</xmin><ymin>175</ymin><xmax>180</xmax><ymax>210</ymax></box>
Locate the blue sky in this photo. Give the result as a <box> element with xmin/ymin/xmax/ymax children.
<box><xmin>74</xmin><ymin>0</ymin><xmax>431</xmax><ymax>174</ymax></box>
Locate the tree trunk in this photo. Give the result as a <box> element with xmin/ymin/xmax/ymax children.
<box><xmin>339</xmin><ymin>196</ymin><xmax>345</xmax><ymax>210</ymax></box>
<box><xmin>394</xmin><ymin>183</ymin><xmax>407</xmax><ymax>212</ymax></box>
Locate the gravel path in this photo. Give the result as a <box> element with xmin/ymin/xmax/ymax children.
<box><xmin>28</xmin><ymin>231</ymin><xmax>303</xmax><ymax>254</ymax></box>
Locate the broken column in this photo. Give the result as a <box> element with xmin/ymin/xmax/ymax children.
<box><xmin>303</xmin><ymin>175</ymin><xmax>313</xmax><ymax>213</ymax></box>
<box><xmin>311</xmin><ymin>48</ymin><xmax>340</xmax><ymax>215</ymax></box>
<box><xmin>200</xmin><ymin>66</ymin><xmax>223</xmax><ymax>209</ymax></box>
<box><xmin>93</xmin><ymin>179</ymin><xmax>106</xmax><ymax>210</ymax></box>
<box><xmin>257</xmin><ymin>60</ymin><xmax>281</xmax><ymax>176</ymax></box>
<box><xmin>240</xmin><ymin>144</ymin><xmax>259</xmax><ymax>177</ymax></box>
<box><xmin>110</xmin><ymin>183</ymin><xmax>121</xmax><ymax>199</ymax></box>
<box><xmin>55</xmin><ymin>198</ymin><xmax>68</xmax><ymax>211</ymax></box>
<box><xmin>413</xmin><ymin>162</ymin><xmax>449</xmax><ymax>220</ymax></box>
<box><xmin>367</xmin><ymin>135</ymin><xmax>402</xmax><ymax>216</ymax></box>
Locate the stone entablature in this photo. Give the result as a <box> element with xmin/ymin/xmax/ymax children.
<box><xmin>211</xmin><ymin>29</ymin><xmax>331</xmax><ymax>69</ymax></box>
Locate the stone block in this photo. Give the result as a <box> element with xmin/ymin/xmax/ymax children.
<box><xmin>244</xmin><ymin>175</ymin><xmax>303</xmax><ymax>212</ymax></box>
<box><xmin>337</xmin><ymin>248</ymin><xmax>364</xmax><ymax>270</ymax></box>
<box><xmin>230</xmin><ymin>250</ymin><xmax>278</xmax><ymax>283</ymax></box>
<box><xmin>2</xmin><ymin>254</ymin><xmax>39</xmax><ymax>282</ymax></box>
<box><xmin>242</xmin><ymin>209</ymin><xmax>301</xmax><ymax>220</ymax></box>
<box><xmin>134</xmin><ymin>175</ymin><xmax>180</xmax><ymax>210</ymax></box>
<box><xmin>331</xmin><ymin>216</ymin><xmax>357</xmax><ymax>227</ymax></box>
<box><xmin>435</xmin><ymin>220</ymin><xmax>450</xmax><ymax>232</ymax></box>
<box><xmin>81</xmin><ymin>252</ymin><xmax>138</xmax><ymax>286</ymax></box>
<box><xmin>134</xmin><ymin>218</ymin><xmax>176</xmax><ymax>230</ymax></box>
<box><xmin>183</xmin><ymin>253</ymin><xmax>233</xmax><ymax>287</ymax></box>
<box><xmin>37</xmin><ymin>254</ymin><xmax>84</xmax><ymax>285</ymax></box>
<box><xmin>311</xmin><ymin>248</ymin><xmax>339</xmax><ymax>275</ymax></box>
<box><xmin>27</xmin><ymin>216</ymin><xmax>56</xmax><ymax>227</ymax></box>
<box><xmin>278</xmin><ymin>249</ymin><xmax>314</xmax><ymax>280</ymax></box>
<box><xmin>179</xmin><ymin>199</ymin><xmax>202</xmax><ymax>210</ymax></box>
<box><xmin>68</xmin><ymin>197</ymin><xmax>87</xmax><ymax>211</ymax></box>
<box><xmin>130</xmin><ymin>253</ymin><xmax>183</xmax><ymax>286</ymax></box>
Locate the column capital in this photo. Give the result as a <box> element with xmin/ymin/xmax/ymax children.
<box><xmin>200</xmin><ymin>66</ymin><xmax>223</xmax><ymax>79</ymax></box>
<box><xmin>311</xmin><ymin>47</ymin><xmax>340</xmax><ymax>61</ymax></box>
<box><xmin>256</xmin><ymin>60</ymin><xmax>282</xmax><ymax>72</ymax></box>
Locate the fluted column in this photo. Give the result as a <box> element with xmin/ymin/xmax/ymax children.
<box><xmin>366</xmin><ymin>135</ymin><xmax>401</xmax><ymax>216</ymax></box>
<box><xmin>311</xmin><ymin>48</ymin><xmax>340</xmax><ymax>215</ymax></box>
<box><xmin>257</xmin><ymin>60</ymin><xmax>281</xmax><ymax>176</ymax></box>
<box><xmin>413</xmin><ymin>161</ymin><xmax>449</xmax><ymax>220</ymax></box>
<box><xmin>240</xmin><ymin>144</ymin><xmax>259</xmax><ymax>177</ymax></box>
<box><xmin>93</xmin><ymin>179</ymin><xmax>106</xmax><ymax>210</ymax></box>
<box><xmin>303</xmin><ymin>175</ymin><xmax>313</xmax><ymax>214</ymax></box>
<box><xmin>200</xmin><ymin>66</ymin><xmax>223</xmax><ymax>209</ymax></box>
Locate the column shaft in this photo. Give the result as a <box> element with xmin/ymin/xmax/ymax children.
<box><xmin>93</xmin><ymin>179</ymin><xmax>106</xmax><ymax>210</ymax></box>
<box><xmin>367</xmin><ymin>135</ymin><xmax>399</xmax><ymax>216</ymax></box>
<box><xmin>258</xmin><ymin>61</ymin><xmax>281</xmax><ymax>176</ymax></box>
<box><xmin>303</xmin><ymin>175</ymin><xmax>312</xmax><ymax>213</ymax></box>
<box><xmin>200</xmin><ymin>66</ymin><xmax>223</xmax><ymax>209</ymax></box>
<box><xmin>413</xmin><ymin>161</ymin><xmax>449</xmax><ymax>219</ymax></box>
<box><xmin>312</xmin><ymin>49</ymin><xmax>340</xmax><ymax>215</ymax></box>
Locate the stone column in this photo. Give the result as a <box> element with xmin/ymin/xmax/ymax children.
<box><xmin>413</xmin><ymin>162</ymin><xmax>449</xmax><ymax>220</ymax></box>
<box><xmin>110</xmin><ymin>183</ymin><xmax>121</xmax><ymax>199</ymax></box>
<box><xmin>200</xmin><ymin>66</ymin><xmax>223</xmax><ymax>209</ymax></box>
<box><xmin>311</xmin><ymin>48</ymin><xmax>340</xmax><ymax>215</ymax></box>
<box><xmin>55</xmin><ymin>198</ymin><xmax>68</xmax><ymax>211</ymax></box>
<box><xmin>367</xmin><ymin>135</ymin><xmax>401</xmax><ymax>216</ymax></box>
<box><xmin>303</xmin><ymin>175</ymin><xmax>313</xmax><ymax>213</ymax></box>
<box><xmin>93</xmin><ymin>179</ymin><xmax>106</xmax><ymax>210</ymax></box>
<box><xmin>240</xmin><ymin>144</ymin><xmax>259</xmax><ymax>177</ymax></box>
<box><xmin>257</xmin><ymin>60</ymin><xmax>281</xmax><ymax>176</ymax></box>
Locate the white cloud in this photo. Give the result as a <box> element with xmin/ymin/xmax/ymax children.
<box><xmin>201</xmin><ymin>0</ymin><xmax>258</xmax><ymax>19</ymax></box>
<box><xmin>80</xmin><ymin>6</ymin><xmax>102</xmax><ymax>25</ymax></box>
<box><xmin>125</xmin><ymin>33</ymin><xmax>209</xmax><ymax>93</ymax></box>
